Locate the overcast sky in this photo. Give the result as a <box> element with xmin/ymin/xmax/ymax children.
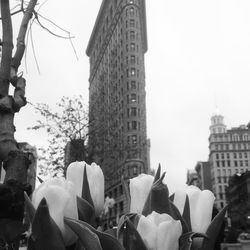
<box><xmin>11</xmin><ymin>0</ymin><xmax>250</xmax><ymax>193</ymax></box>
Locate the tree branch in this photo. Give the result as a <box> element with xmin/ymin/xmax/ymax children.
<box><xmin>0</xmin><ymin>0</ymin><xmax>13</xmax><ymax>95</ymax></box>
<box><xmin>11</xmin><ymin>0</ymin><xmax>38</xmax><ymax>82</ymax></box>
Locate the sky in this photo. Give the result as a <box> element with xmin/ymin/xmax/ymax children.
<box><xmin>9</xmin><ymin>0</ymin><xmax>250</xmax><ymax>193</ymax></box>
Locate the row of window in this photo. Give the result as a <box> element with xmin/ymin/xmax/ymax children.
<box><xmin>215</xmin><ymin>160</ymin><xmax>249</xmax><ymax>167</ymax></box>
<box><xmin>127</xmin><ymin>121</ymin><xmax>140</xmax><ymax>131</ymax></box>
<box><xmin>212</xmin><ymin>143</ymin><xmax>250</xmax><ymax>151</ymax></box>
<box><xmin>215</xmin><ymin>152</ymin><xmax>249</xmax><ymax>160</ymax></box>
<box><xmin>211</xmin><ymin>133</ymin><xmax>250</xmax><ymax>142</ymax></box>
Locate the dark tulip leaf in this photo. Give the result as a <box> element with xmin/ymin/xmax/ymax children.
<box><xmin>169</xmin><ymin>193</ymin><xmax>174</xmax><ymax>202</ymax></box>
<box><xmin>64</xmin><ymin>218</ymin><xmax>102</xmax><ymax>250</ymax></box>
<box><xmin>37</xmin><ymin>177</ymin><xmax>44</xmax><ymax>184</ymax></box>
<box><xmin>169</xmin><ymin>200</ymin><xmax>189</xmax><ymax>234</ymax></box>
<box><xmin>182</xmin><ymin>195</ymin><xmax>191</xmax><ymax>232</ymax></box>
<box><xmin>179</xmin><ymin>232</ymin><xmax>208</xmax><ymax>250</ymax></box>
<box><xmin>65</xmin><ymin>217</ymin><xmax>124</xmax><ymax>250</ymax></box>
<box><xmin>77</xmin><ymin>196</ymin><xmax>95</xmax><ymax>225</ymax></box>
<box><xmin>82</xmin><ymin>165</ymin><xmax>94</xmax><ymax>208</ymax></box>
<box><xmin>153</xmin><ymin>164</ymin><xmax>161</xmax><ymax>183</ymax></box>
<box><xmin>121</xmin><ymin>176</ymin><xmax>131</xmax><ymax>210</ymax></box>
<box><xmin>117</xmin><ymin>213</ymin><xmax>139</xmax><ymax>240</ymax></box>
<box><xmin>201</xmin><ymin>205</ymin><xmax>228</xmax><ymax>250</ymax></box>
<box><xmin>142</xmin><ymin>172</ymin><xmax>171</xmax><ymax>216</ymax></box>
<box><xmin>31</xmin><ymin>198</ymin><xmax>65</xmax><ymax>250</ymax></box>
<box><xmin>24</xmin><ymin>191</ymin><xmax>36</xmax><ymax>223</ymax></box>
<box><xmin>124</xmin><ymin>218</ymin><xmax>147</xmax><ymax>250</ymax></box>
<box><xmin>104</xmin><ymin>228</ymin><xmax>117</xmax><ymax>238</ymax></box>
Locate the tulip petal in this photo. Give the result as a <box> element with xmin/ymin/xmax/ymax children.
<box><xmin>201</xmin><ymin>205</ymin><xmax>228</xmax><ymax>250</ymax></box>
<box><xmin>130</xmin><ymin>174</ymin><xmax>154</xmax><ymax>214</ymax></box>
<box><xmin>65</xmin><ymin>217</ymin><xmax>124</xmax><ymax>250</ymax></box>
<box><xmin>157</xmin><ymin>218</ymin><xmax>182</xmax><ymax>250</ymax></box>
<box><xmin>31</xmin><ymin>198</ymin><xmax>65</xmax><ymax>250</ymax></box>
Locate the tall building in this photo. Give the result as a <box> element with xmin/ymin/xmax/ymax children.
<box><xmin>86</xmin><ymin>0</ymin><xmax>149</xmax><ymax>223</ymax></box>
<box><xmin>208</xmin><ymin>113</ymin><xmax>250</xmax><ymax>210</ymax></box>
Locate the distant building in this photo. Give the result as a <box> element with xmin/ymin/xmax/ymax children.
<box><xmin>86</xmin><ymin>0</ymin><xmax>149</xmax><ymax>224</ymax></box>
<box><xmin>208</xmin><ymin>113</ymin><xmax>250</xmax><ymax>210</ymax></box>
<box><xmin>186</xmin><ymin>169</ymin><xmax>198</xmax><ymax>186</ymax></box>
<box><xmin>195</xmin><ymin>161</ymin><xmax>212</xmax><ymax>191</ymax></box>
<box><xmin>226</xmin><ymin>171</ymin><xmax>250</xmax><ymax>238</ymax></box>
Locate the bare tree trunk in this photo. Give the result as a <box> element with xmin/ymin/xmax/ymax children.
<box><xmin>0</xmin><ymin>0</ymin><xmax>38</xmax><ymax>247</ymax></box>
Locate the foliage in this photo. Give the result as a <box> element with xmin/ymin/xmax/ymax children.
<box><xmin>29</xmin><ymin>95</ymin><xmax>89</xmax><ymax>176</ymax></box>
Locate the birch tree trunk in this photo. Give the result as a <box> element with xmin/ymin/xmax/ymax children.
<box><xmin>0</xmin><ymin>0</ymin><xmax>38</xmax><ymax>247</ymax></box>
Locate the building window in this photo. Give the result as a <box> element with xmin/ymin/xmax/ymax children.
<box><xmin>132</xmin><ymin>135</ymin><xmax>137</xmax><ymax>145</ymax></box>
<box><xmin>130</xmin><ymin>43</ymin><xmax>135</xmax><ymax>51</ymax></box>
<box><xmin>132</xmin><ymin>121</ymin><xmax>137</xmax><ymax>130</ymax></box>
<box><xmin>129</xmin><ymin>7</ymin><xmax>135</xmax><ymax>15</ymax></box>
<box><xmin>130</xmin><ymin>19</ymin><xmax>135</xmax><ymax>27</ymax></box>
<box><xmin>131</xmin><ymin>93</ymin><xmax>137</xmax><ymax>103</ymax></box>
<box><xmin>130</xmin><ymin>55</ymin><xmax>136</xmax><ymax>64</ymax></box>
<box><xmin>131</xmin><ymin>107</ymin><xmax>137</xmax><ymax>116</ymax></box>
<box><xmin>130</xmin><ymin>31</ymin><xmax>135</xmax><ymax>40</ymax></box>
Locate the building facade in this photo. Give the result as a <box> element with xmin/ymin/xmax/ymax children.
<box><xmin>86</xmin><ymin>0</ymin><xmax>149</xmax><ymax>223</ymax></box>
<box><xmin>208</xmin><ymin>113</ymin><xmax>250</xmax><ymax>210</ymax></box>
<box><xmin>195</xmin><ymin>161</ymin><xmax>212</xmax><ymax>191</ymax></box>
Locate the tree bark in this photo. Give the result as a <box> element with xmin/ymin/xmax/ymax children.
<box><xmin>0</xmin><ymin>0</ymin><xmax>38</xmax><ymax>247</ymax></box>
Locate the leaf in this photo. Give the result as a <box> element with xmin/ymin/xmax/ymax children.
<box><xmin>153</xmin><ymin>163</ymin><xmax>161</xmax><ymax>183</ymax></box>
<box><xmin>182</xmin><ymin>195</ymin><xmax>191</xmax><ymax>232</ymax></box>
<box><xmin>201</xmin><ymin>205</ymin><xmax>228</xmax><ymax>250</ymax></box>
<box><xmin>82</xmin><ymin>165</ymin><xmax>94</xmax><ymax>208</ymax></box>
<box><xmin>124</xmin><ymin>218</ymin><xmax>148</xmax><ymax>250</ymax></box>
<box><xmin>31</xmin><ymin>198</ymin><xmax>65</xmax><ymax>250</ymax></box>
<box><xmin>121</xmin><ymin>175</ymin><xmax>130</xmax><ymax>210</ymax></box>
<box><xmin>142</xmin><ymin>172</ymin><xmax>171</xmax><ymax>216</ymax></box>
<box><xmin>65</xmin><ymin>217</ymin><xmax>124</xmax><ymax>250</ymax></box>
<box><xmin>37</xmin><ymin>176</ymin><xmax>44</xmax><ymax>184</ymax></box>
<box><xmin>76</xmin><ymin>196</ymin><xmax>95</xmax><ymax>225</ymax></box>
<box><xmin>179</xmin><ymin>232</ymin><xmax>208</xmax><ymax>250</ymax></box>
<box><xmin>24</xmin><ymin>191</ymin><xmax>36</xmax><ymax>223</ymax></box>
<box><xmin>64</xmin><ymin>218</ymin><xmax>102</xmax><ymax>250</ymax></box>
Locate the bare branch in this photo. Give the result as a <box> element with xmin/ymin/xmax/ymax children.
<box><xmin>11</xmin><ymin>0</ymin><xmax>38</xmax><ymax>79</ymax></box>
<box><xmin>0</xmin><ymin>0</ymin><xmax>13</xmax><ymax>95</ymax></box>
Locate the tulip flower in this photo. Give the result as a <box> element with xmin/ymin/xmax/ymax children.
<box><xmin>66</xmin><ymin>161</ymin><xmax>104</xmax><ymax>216</ymax></box>
<box><xmin>32</xmin><ymin>177</ymin><xmax>78</xmax><ymax>246</ymax></box>
<box><xmin>129</xmin><ymin>174</ymin><xmax>154</xmax><ymax>214</ymax></box>
<box><xmin>173</xmin><ymin>185</ymin><xmax>215</xmax><ymax>233</ymax></box>
<box><xmin>137</xmin><ymin>211</ymin><xmax>182</xmax><ymax>250</ymax></box>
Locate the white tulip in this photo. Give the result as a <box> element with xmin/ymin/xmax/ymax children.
<box><xmin>32</xmin><ymin>177</ymin><xmax>78</xmax><ymax>246</ymax></box>
<box><xmin>137</xmin><ymin>211</ymin><xmax>182</xmax><ymax>250</ymax></box>
<box><xmin>173</xmin><ymin>185</ymin><xmax>215</xmax><ymax>233</ymax></box>
<box><xmin>66</xmin><ymin>161</ymin><xmax>104</xmax><ymax>216</ymax></box>
<box><xmin>129</xmin><ymin>174</ymin><xmax>154</xmax><ymax>214</ymax></box>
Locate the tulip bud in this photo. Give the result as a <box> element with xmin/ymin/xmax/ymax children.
<box><xmin>32</xmin><ymin>177</ymin><xmax>78</xmax><ymax>246</ymax></box>
<box><xmin>66</xmin><ymin>161</ymin><xmax>104</xmax><ymax>216</ymax></box>
<box><xmin>137</xmin><ymin>211</ymin><xmax>182</xmax><ymax>250</ymax></box>
<box><xmin>129</xmin><ymin>174</ymin><xmax>154</xmax><ymax>214</ymax></box>
<box><xmin>173</xmin><ymin>185</ymin><xmax>215</xmax><ymax>233</ymax></box>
